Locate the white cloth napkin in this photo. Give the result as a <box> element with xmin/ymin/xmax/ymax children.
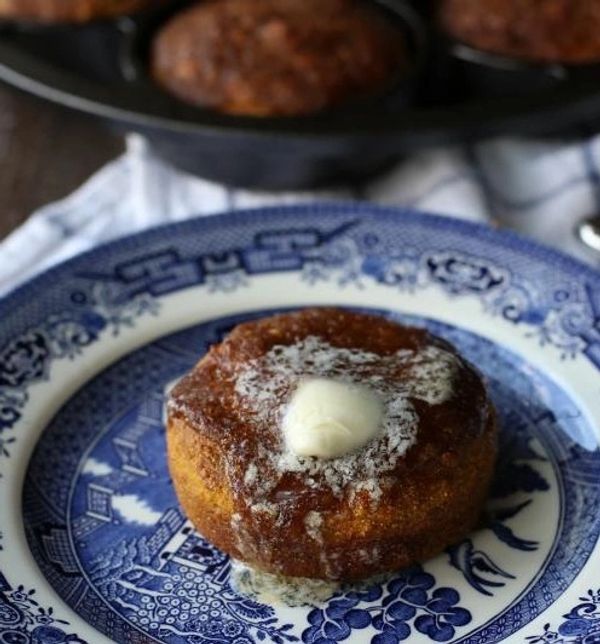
<box><xmin>1</xmin><ymin>133</ymin><xmax>599</xmax><ymax>296</ymax></box>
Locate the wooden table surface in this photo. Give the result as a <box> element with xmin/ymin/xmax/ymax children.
<box><xmin>0</xmin><ymin>84</ymin><xmax>124</xmax><ymax>241</ymax></box>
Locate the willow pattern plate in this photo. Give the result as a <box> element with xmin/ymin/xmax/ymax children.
<box><xmin>1</xmin><ymin>204</ymin><xmax>599</xmax><ymax>644</ymax></box>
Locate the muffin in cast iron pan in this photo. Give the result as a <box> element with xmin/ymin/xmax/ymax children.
<box><xmin>151</xmin><ymin>0</ymin><xmax>410</xmax><ymax>117</ymax></box>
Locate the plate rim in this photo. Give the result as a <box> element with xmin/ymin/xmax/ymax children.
<box><xmin>1</xmin><ymin>202</ymin><xmax>599</xmax><ymax>317</ymax></box>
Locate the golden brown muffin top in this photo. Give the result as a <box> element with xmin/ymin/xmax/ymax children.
<box><xmin>169</xmin><ymin>308</ymin><xmax>491</xmax><ymax>514</ymax></box>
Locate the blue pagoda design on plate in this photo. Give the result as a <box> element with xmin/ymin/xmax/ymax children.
<box><xmin>15</xmin><ymin>309</ymin><xmax>600</xmax><ymax>644</ymax></box>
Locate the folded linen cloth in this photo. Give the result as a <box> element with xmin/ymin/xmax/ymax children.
<box><xmin>0</xmin><ymin>132</ymin><xmax>598</xmax><ymax>296</ymax></box>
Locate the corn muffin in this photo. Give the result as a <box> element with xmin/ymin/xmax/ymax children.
<box><xmin>168</xmin><ymin>308</ymin><xmax>497</xmax><ymax>581</ymax></box>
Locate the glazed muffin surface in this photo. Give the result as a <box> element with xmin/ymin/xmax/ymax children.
<box><xmin>0</xmin><ymin>0</ymin><xmax>162</xmax><ymax>22</ymax></box>
<box><xmin>167</xmin><ymin>308</ymin><xmax>497</xmax><ymax>581</ymax></box>
<box><xmin>440</xmin><ymin>0</ymin><xmax>600</xmax><ymax>64</ymax></box>
<box><xmin>151</xmin><ymin>0</ymin><xmax>407</xmax><ymax>116</ymax></box>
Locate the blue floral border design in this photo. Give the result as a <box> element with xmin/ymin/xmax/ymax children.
<box><xmin>1</xmin><ymin>206</ymin><xmax>599</xmax><ymax>443</ymax></box>
<box><xmin>302</xmin><ymin>567</ymin><xmax>472</xmax><ymax>644</ymax></box>
<box><xmin>0</xmin><ymin>580</ymin><xmax>85</xmax><ymax>644</ymax></box>
<box><xmin>527</xmin><ymin>589</ymin><xmax>600</xmax><ymax>643</ymax></box>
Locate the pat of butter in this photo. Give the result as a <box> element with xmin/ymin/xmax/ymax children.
<box><xmin>283</xmin><ymin>378</ymin><xmax>383</xmax><ymax>459</ymax></box>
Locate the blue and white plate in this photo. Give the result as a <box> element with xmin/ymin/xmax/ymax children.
<box><xmin>1</xmin><ymin>203</ymin><xmax>599</xmax><ymax>644</ymax></box>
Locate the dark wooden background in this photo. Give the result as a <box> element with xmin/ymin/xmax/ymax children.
<box><xmin>0</xmin><ymin>84</ymin><xmax>123</xmax><ymax>241</ymax></box>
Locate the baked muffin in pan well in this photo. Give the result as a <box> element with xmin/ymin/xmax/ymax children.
<box><xmin>151</xmin><ymin>0</ymin><xmax>413</xmax><ymax>116</ymax></box>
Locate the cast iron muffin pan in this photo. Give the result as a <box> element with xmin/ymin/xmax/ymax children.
<box><xmin>0</xmin><ymin>0</ymin><xmax>599</xmax><ymax>189</ymax></box>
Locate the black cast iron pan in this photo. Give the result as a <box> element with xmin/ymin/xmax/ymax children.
<box><xmin>0</xmin><ymin>0</ymin><xmax>599</xmax><ymax>190</ymax></box>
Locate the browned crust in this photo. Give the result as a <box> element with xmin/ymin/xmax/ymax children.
<box><xmin>167</xmin><ymin>308</ymin><xmax>498</xmax><ymax>581</ymax></box>
<box><xmin>167</xmin><ymin>411</ymin><xmax>497</xmax><ymax>580</ymax></box>
<box><xmin>0</xmin><ymin>0</ymin><xmax>161</xmax><ymax>23</ymax></box>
